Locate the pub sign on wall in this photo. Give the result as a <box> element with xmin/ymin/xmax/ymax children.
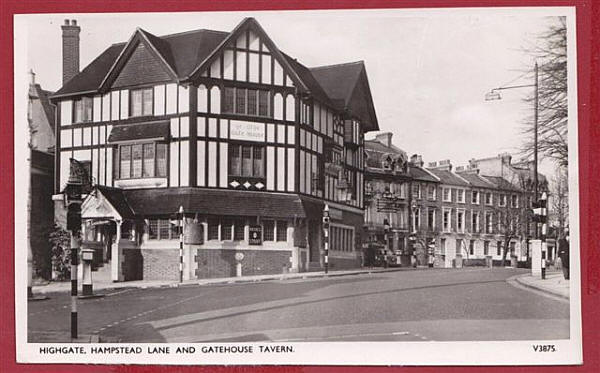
<box><xmin>249</xmin><ymin>225</ymin><xmax>262</xmax><ymax>245</ymax></box>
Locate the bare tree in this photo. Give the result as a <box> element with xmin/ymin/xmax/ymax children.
<box><xmin>520</xmin><ymin>17</ymin><xmax>568</xmax><ymax>167</ymax></box>
<box><xmin>550</xmin><ymin>165</ymin><xmax>568</xmax><ymax>234</ymax></box>
<box><xmin>495</xmin><ymin>200</ymin><xmax>528</xmax><ymax>267</ymax></box>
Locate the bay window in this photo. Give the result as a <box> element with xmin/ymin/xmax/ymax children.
<box><xmin>117</xmin><ymin>142</ymin><xmax>167</xmax><ymax>179</ymax></box>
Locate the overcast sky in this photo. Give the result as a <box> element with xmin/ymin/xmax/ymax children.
<box><xmin>18</xmin><ymin>8</ymin><xmax>571</xmax><ymax>177</ymax></box>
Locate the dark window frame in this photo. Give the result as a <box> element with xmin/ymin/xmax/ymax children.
<box><xmin>228</xmin><ymin>143</ymin><xmax>265</xmax><ymax>178</ymax></box>
<box><xmin>116</xmin><ymin>142</ymin><xmax>167</xmax><ymax>180</ymax></box>
<box><xmin>130</xmin><ymin>87</ymin><xmax>154</xmax><ymax>117</ymax></box>
<box><xmin>73</xmin><ymin>97</ymin><xmax>93</xmax><ymax>123</ymax></box>
<box><xmin>147</xmin><ymin>218</ymin><xmax>177</xmax><ymax>240</ymax></box>
<box><xmin>222</xmin><ymin>86</ymin><xmax>271</xmax><ymax>118</ymax></box>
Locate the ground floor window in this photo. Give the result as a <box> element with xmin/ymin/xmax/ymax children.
<box><xmin>469</xmin><ymin>239</ymin><xmax>475</xmax><ymax>256</ymax></box>
<box><xmin>330</xmin><ymin>225</ymin><xmax>354</xmax><ymax>252</ymax></box>
<box><xmin>484</xmin><ymin>241</ymin><xmax>490</xmax><ymax>256</ymax></box>
<box><xmin>207</xmin><ymin>217</ymin><xmax>247</xmax><ymax>241</ymax></box>
<box><xmin>440</xmin><ymin>238</ymin><xmax>446</xmax><ymax>255</ymax></box>
<box><xmin>497</xmin><ymin>241</ymin><xmax>502</xmax><ymax>256</ymax></box>
<box><xmin>147</xmin><ymin>218</ymin><xmax>179</xmax><ymax>240</ymax></box>
<box><xmin>262</xmin><ymin>220</ymin><xmax>287</xmax><ymax>242</ymax></box>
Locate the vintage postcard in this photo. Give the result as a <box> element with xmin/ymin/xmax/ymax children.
<box><xmin>14</xmin><ymin>6</ymin><xmax>582</xmax><ymax>365</ymax></box>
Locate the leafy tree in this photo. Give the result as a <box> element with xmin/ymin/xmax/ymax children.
<box><xmin>49</xmin><ymin>225</ymin><xmax>72</xmax><ymax>280</ymax></box>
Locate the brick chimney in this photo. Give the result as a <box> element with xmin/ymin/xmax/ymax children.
<box><xmin>61</xmin><ymin>19</ymin><xmax>80</xmax><ymax>85</ymax></box>
<box><xmin>375</xmin><ymin>132</ymin><xmax>393</xmax><ymax>148</ymax></box>
<box><xmin>409</xmin><ymin>154</ymin><xmax>424</xmax><ymax>167</ymax></box>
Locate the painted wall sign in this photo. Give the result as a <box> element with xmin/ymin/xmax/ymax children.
<box><xmin>249</xmin><ymin>225</ymin><xmax>262</xmax><ymax>245</ymax></box>
<box><xmin>229</xmin><ymin>120</ymin><xmax>265</xmax><ymax>142</ymax></box>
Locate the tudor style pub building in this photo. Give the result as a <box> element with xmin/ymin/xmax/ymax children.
<box><xmin>51</xmin><ymin>18</ymin><xmax>379</xmax><ymax>281</ymax></box>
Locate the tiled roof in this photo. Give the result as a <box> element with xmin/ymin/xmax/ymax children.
<box><xmin>51</xmin><ymin>19</ymin><xmax>380</xmax><ymax>134</ymax></box>
<box><xmin>481</xmin><ymin>176</ymin><xmax>523</xmax><ymax>192</ymax></box>
<box><xmin>456</xmin><ymin>172</ymin><xmax>496</xmax><ymax>189</ymax></box>
<box><xmin>29</xmin><ymin>84</ymin><xmax>56</xmax><ymax>132</ymax></box>
<box><xmin>409</xmin><ymin>165</ymin><xmax>439</xmax><ymax>183</ymax></box>
<box><xmin>122</xmin><ymin>188</ymin><xmax>311</xmax><ymax>218</ymax></box>
<box><xmin>54</xmin><ymin>29</ymin><xmax>228</xmax><ymax>97</ymax></box>
<box><xmin>96</xmin><ymin>186</ymin><xmax>135</xmax><ymax>219</ymax></box>
<box><xmin>55</xmin><ymin>43</ymin><xmax>125</xmax><ymax>96</ymax></box>
<box><xmin>108</xmin><ymin>121</ymin><xmax>170</xmax><ymax>143</ymax></box>
<box><xmin>427</xmin><ymin>169</ymin><xmax>470</xmax><ymax>186</ymax></box>
<box><xmin>310</xmin><ymin>61</ymin><xmax>363</xmax><ymax>106</ymax></box>
<box><xmin>281</xmin><ymin>53</ymin><xmax>333</xmax><ymax>107</ymax></box>
<box><xmin>310</xmin><ymin>61</ymin><xmax>379</xmax><ymax>131</ymax></box>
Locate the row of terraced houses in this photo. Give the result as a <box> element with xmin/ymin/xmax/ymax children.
<box><xmin>363</xmin><ymin>133</ymin><xmax>549</xmax><ymax>269</ymax></box>
<box><xmin>42</xmin><ymin>17</ymin><xmax>548</xmax><ymax>282</ymax></box>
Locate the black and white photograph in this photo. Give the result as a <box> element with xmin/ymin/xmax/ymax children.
<box><xmin>14</xmin><ymin>7</ymin><xmax>581</xmax><ymax>365</ymax></box>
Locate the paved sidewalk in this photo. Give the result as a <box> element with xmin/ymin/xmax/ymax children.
<box><xmin>514</xmin><ymin>271</ymin><xmax>570</xmax><ymax>300</ymax></box>
<box><xmin>31</xmin><ymin>266</ymin><xmax>422</xmax><ymax>295</ymax></box>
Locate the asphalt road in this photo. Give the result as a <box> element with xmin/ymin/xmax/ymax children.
<box><xmin>28</xmin><ymin>268</ymin><xmax>570</xmax><ymax>342</ymax></box>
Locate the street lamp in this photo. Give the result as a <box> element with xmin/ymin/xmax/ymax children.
<box><xmin>485</xmin><ymin>62</ymin><xmax>540</xmax><ymax>238</ymax></box>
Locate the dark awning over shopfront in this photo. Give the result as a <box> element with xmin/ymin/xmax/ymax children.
<box><xmin>121</xmin><ymin>188</ymin><xmax>311</xmax><ymax>219</ymax></box>
<box><xmin>107</xmin><ymin>120</ymin><xmax>170</xmax><ymax>143</ymax></box>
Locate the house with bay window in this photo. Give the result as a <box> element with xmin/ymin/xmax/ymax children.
<box><xmin>51</xmin><ymin>18</ymin><xmax>378</xmax><ymax>281</ymax></box>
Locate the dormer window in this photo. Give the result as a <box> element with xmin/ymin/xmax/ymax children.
<box><xmin>383</xmin><ymin>155</ymin><xmax>393</xmax><ymax>170</ymax></box>
<box><xmin>130</xmin><ymin>88</ymin><xmax>153</xmax><ymax>117</ymax></box>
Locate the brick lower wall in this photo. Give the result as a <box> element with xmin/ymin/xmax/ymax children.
<box><xmin>195</xmin><ymin>249</ymin><xmax>291</xmax><ymax>279</ymax></box>
<box><xmin>141</xmin><ymin>248</ymin><xmax>180</xmax><ymax>281</ymax></box>
<box><xmin>328</xmin><ymin>256</ymin><xmax>361</xmax><ymax>270</ymax></box>
<box><xmin>123</xmin><ymin>248</ymin><xmax>143</xmax><ymax>281</ymax></box>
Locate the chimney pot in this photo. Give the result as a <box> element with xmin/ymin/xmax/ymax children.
<box><xmin>29</xmin><ymin>69</ymin><xmax>36</xmax><ymax>84</ymax></box>
<box><xmin>410</xmin><ymin>154</ymin><xmax>424</xmax><ymax>167</ymax></box>
<box><xmin>61</xmin><ymin>19</ymin><xmax>81</xmax><ymax>85</ymax></box>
